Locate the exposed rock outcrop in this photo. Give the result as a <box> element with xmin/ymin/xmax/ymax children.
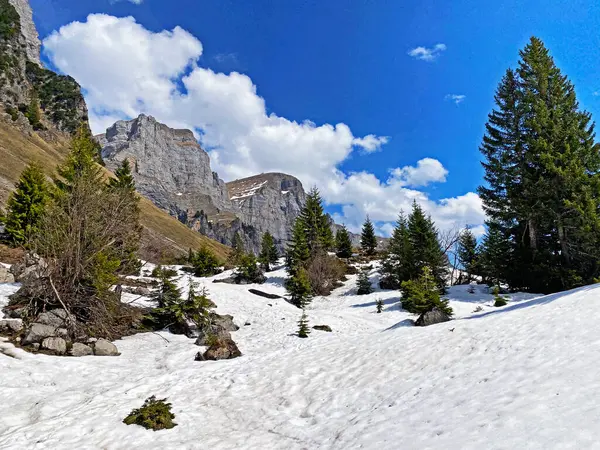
<box><xmin>415</xmin><ymin>307</ymin><xmax>451</xmax><ymax>327</ymax></box>
<box><xmin>8</xmin><ymin>0</ymin><xmax>40</xmax><ymax>66</ymax></box>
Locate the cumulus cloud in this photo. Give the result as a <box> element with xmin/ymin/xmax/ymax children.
<box><xmin>43</xmin><ymin>14</ymin><xmax>485</xmax><ymax>234</ymax></box>
<box><xmin>445</xmin><ymin>94</ymin><xmax>466</xmax><ymax>105</ymax></box>
<box><xmin>408</xmin><ymin>43</ymin><xmax>446</xmax><ymax>61</ymax></box>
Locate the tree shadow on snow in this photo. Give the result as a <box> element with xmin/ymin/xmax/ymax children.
<box><xmin>351</xmin><ymin>297</ymin><xmax>400</xmax><ymax>308</ymax></box>
<box><xmin>462</xmin><ymin>284</ymin><xmax>599</xmax><ymax>320</ymax></box>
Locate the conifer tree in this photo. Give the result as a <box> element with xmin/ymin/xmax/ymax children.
<box><xmin>360</xmin><ymin>216</ymin><xmax>377</xmax><ymax>256</ymax></box>
<box><xmin>228</xmin><ymin>232</ymin><xmax>245</xmax><ymax>266</ymax></box>
<box><xmin>109</xmin><ymin>159</ymin><xmax>136</xmax><ymax>190</ymax></box>
<box><xmin>190</xmin><ymin>246</ymin><xmax>220</xmax><ymax>277</ymax></box>
<box><xmin>297</xmin><ymin>309</ymin><xmax>310</xmax><ymax>338</ymax></box>
<box><xmin>379</xmin><ymin>213</ymin><xmax>412</xmax><ymax>289</ymax></box>
<box><xmin>258</xmin><ymin>231</ymin><xmax>278</xmax><ymax>271</ymax></box>
<box><xmin>299</xmin><ymin>187</ymin><xmax>334</xmax><ymax>252</ymax></box>
<box><xmin>335</xmin><ymin>225</ymin><xmax>353</xmax><ymax>258</ymax></box>
<box><xmin>400</xmin><ymin>266</ymin><xmax>452</xmax><ymax>315</ymax></box>
<box><xmin>25</xmin><ymin>94</ymin><xmax>42</xmax><ymax>130</ymax></box>
<box><xmin>287</xmin><ymin>266</ymin><xmax>312</xmax><ymax>308</ymax></box>
<box><xmin>407</xmin><ymin>201</ymin><xmax>448</xmax><ymax>290</ymax></box>
<box><xmin>356</xmin><ymin>269</ymin><xmax>372</xmax><ymax>295</ymax></box>
<box><xmin>3</xmin><ymin>162</ymin><xmax>48</xmax><ymax>246</ymax></box>
<box><xmin>479</xmin><ymin>37</ymin><xmax>600</xmax><ymax>293</ymax></box>
<box><xmin>376</xmin><ymin>298</ymin><xmax>383</xmax><ymax>313</ymax></box>
<box><xmin>479</xmin><ymin>221</ymin><xmax>511</xmax><ymax>287</ymax></box>
<box><xmin>286</xmin><ymin>218</ymin><xmax>310</xmax><ymax>274</ymax></box>
<box><xmin>457</xmin><ymin>228</ymin><xmax>479</xmax><ymax>282</ymax></box>
<box><xmin>234</xmin><ymin>253</ymin><xmax>266</xmax><ymax>284</ymax></box>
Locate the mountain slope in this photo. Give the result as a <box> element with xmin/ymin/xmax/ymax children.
<box><xmin>1</xmin><ymin>263</ymin><xmax>597</xmax><ymax>449</ymax></box>
<box><xmin>0</xmin><ymin>118</ymin><xmax>230</xmax><ymax>260</ymax></box>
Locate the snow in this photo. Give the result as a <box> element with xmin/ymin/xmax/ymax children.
<box><xmin>230</xmin><ymin>181</ymin><xmax>268</xmax><ymax>200</ymax></box>
<box><xmin>2</xmin><ymin>264</ymin><xmax>600</xmax><ymax>449</ymax></box>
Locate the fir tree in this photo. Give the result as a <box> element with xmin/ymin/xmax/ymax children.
<box><xmin>297</xmin><ymin>309</ymin><xmax>310</xmax><ymax>338</ymax></box>
<box><xmin>335</xmin><ymin>225</ymin><xmax>353</xmax><ymax>258</ymax></box>
<box><xmin>109</xmin><ymin>159</ymin><xmax>136</xmax><ymax>190</ymax></box>
<box><xmin>234</xmin><ymin>253</ymin><xmax>266</xmax><ymax>284</ymax></box>
<box><xmin>3</xmin><ymin>162</ymin><xmax>48</xmax><ymax>245</ymax></box>
<box><xmin>407</xmin><ymin>201</ymin><xmax>448</xmax><ymax>290</ymax></box>
<box><xmin>25</xmin><ymin>94</ymin><xmax>42</xmax><ymax>130</ymax></box>
<box><xmin>300</xmin><ymin>187</ymin><xmax>334</xmax><ymax>252</ymax></box>
<box><xmin>286</xmin><ymin>266</ymin><xmax>312</xmax><ymax>308</ymax></box>
<box><xmin>376</xmin><ymin>298</ymin><xmax>383</xmax><ymax>313</ymax></box>
<box><xmin>286</xmin><ymin>218</ymin><xmax>310</xmax><ymax>274</ymax></box>
<box><xmin>190</xmin><ymin>246</ymin><xmax>220</xmax><ymax>277</ymax></box>
<box><xmin>360</xmin><ymin>216</ymin><xmax>377</xmax><ymax>256</ymax></box>
<box><xmin>258</xmin><ymin>231</ymin><xmax>278</xmax><ymax>271</ymax></box>
<box><xmin>228</xmin><ymin>232</ymin><xmax>245</xmax><ymax>266</ymax></box>
<box><xmin>479</xmin><ymin>221</ymin><xmax>511</xmax><ymax>287</ymax></box>
<box><xmin>356</xmin><ymin>269</ymin><xmax>372</xmax><ymax>295</ymax></box>
<box><xmin>457</xmin><ymin>228</ymin><xmax>479</xmax><ymax>282</ymax></box>
<box><xmin>379</xmin><ymin>213</ymin><xmax>412</xmax><ymax>289</ymax></box>
<box><xmin>400</xmin><ymin>266</ymin><xmax>452</xmax><ymax>315</ymax></box>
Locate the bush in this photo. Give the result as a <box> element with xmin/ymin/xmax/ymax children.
<box><xmin>151</xmin><ymin>265</ymin><xmax>177</xmax><ymax>278</ymax></box>
<box><xmin>376</xmin><ymin>298</ymin><xmax>384</xmax><ymax>313</ymax></box>
<box><xmin>123</xmin><ymin>396</ymin><xmax>177</xmax><ymax>431</ymax></box>
<box><xmin>306</xmin><ymin>252</ymin><xmax>345</xmax><ymax>296</ymax></box>
<box><xmin>356</xmin><ymin>269</ymin><xmax>372</xmax><ymax>295</ymax></box>
<box><xmin>400</xmin><ymin>266</ymin><xmax>452</xmax><ymax>315</ymax></box>
<box><xmin>190</xmin><ymin>246</ymin><xmax>221</xmax><ymax>277</ymax></box>
<box><xmin>234</xmin><ymin>253</ymin><xmax>266</xmax><ymax>284</ymax></box>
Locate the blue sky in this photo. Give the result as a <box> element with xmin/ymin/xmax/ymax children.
<box><xmin>30</xmin><ymin>0</ymin><xmax>600</xmax><ymax>234</ymax></box>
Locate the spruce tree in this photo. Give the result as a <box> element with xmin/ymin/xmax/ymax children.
<box><xmin>356</xmin><ymin>269</ymin><xmax>372</xmax><ymax>295</ymax></box>
<box><xmin>478</xmin><ymin>37</ymin><xmax>600</xmax><ymax>293</ymax></box>
<box><xmin>360</xmin><ymin>216</ymin><xmax>377</xmax><ymax>256</ymax></box>
<box><xmin>376</xmin><ymin>298</ymin><xmax>383</xmax><ymax>313</ymax></box>
<box><xmin>286</xmin><ymin>218</ymin><xmax>310</xmax><ymax>274</ymax></box>
<box><xmin>407</xmin><ymin>201</ymin><xmax>448</xmax><ymax>290</ymax></box>
<box><xmin>400</xmin><ymin>266</ymin><xmax>452</xmax><ymax>315</ymax></box>
<box><xmin>25</xmin><ymin>94</ymin><xmax>42</xmax><ymax>130</ymax></box>
<box><xmin>457</xmin><ymin>228</ymin><xmax>479</xmax><ymax>282</ymax></box>
<box><xmin>297</xmin><ymin>309</ymin><xmax>310</xmax><ymax>338</ymax></box>
<box><xmin>286</xmin><ymin>266</ymin><xmax>312</xmax><ymax>308</ymax></box>
<box><xmin>335</xmin><ymin>225</ymin><xmax>353</xmax><ymax>258</ymax></box>
<box><xmin>258</xmin><ymin>231</ymin><xmax>278</xmax><ymax>271</ymax></box>
<box><xmin>234</xmin><ymin>253</ymin><xmax>266</xmax><ymax>284</ymax></box>
<box><xmin>299</xmin><ymin>187</ymin><xmax>334</xmax><ymax>253</ymax></box>
<box><xmin>228</xmin><ymin>232</ymin><xmax>245</xmax><ymax>266</ymax></box>
<box><xmin>3</xmin><ymin>162</ymin><xmax>48</xmax><ymax>246</ymax></box>
<box><xmin>190</xmin><ymin>246</ymin><xmax>220</xmax><ymax>277</ymax></box>
<box><xmin>479</xmin><ymin>221</ymin><xmax>511</xmax><ymax>287</ymax></box>
<box><xmin>379</xmin><ymin>213</ymin><xmax>412</xmax><ymax>289</ymax></box>
<box><xmin>109</xmin><ymin>159</ymin><xmax>136</xmax><ymax>190</ymax></box>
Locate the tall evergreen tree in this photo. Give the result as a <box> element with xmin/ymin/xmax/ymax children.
<box><xmin>457</xmin><ymin>228</ymin><xmax>479</xmax><ymax>282</ymax></box>
<box><xmin>25</xmin><ymin>94</ymin><xmax>42</xmax><ymax>130</ymax></box>
<box><xmin>407</xmin><ymin>201</ymin><xmax>448</xmax><ymax>290</ymax></box>
<box><xmin>297</xmin><ymin>309</ymin><xmax>310</xmax><ymax>338</ymax></box>
<box><xmin>379</xmin><ymin>213</ymin><xmax>412</xmax><ymax>289</ymax></box>
<box><xmin>335</xmin><ymin>225</ymin><xmax>353</xmax><ymax>258</ymax></box>
<box><xmin>286</xmin><ymin>218</ymin><xmax>310</xmax><ymax>274</ymax></box>
<box><xmin>479</xmin><ymin>221</ymin><xmax>511</xmax><ymax>287</ymax></box>
<box><xmin>360</xmin><ymin>216</ymin><xmax>377</xmax><ymax>256</ymax></box>
<box><xmin>3</xmin><ymin>162</ymin><xmax>48</xmax><ymax>245</ymax></box>
<box><xmin>287</xmin><ymin>266</ymin><xmax>312</xmax><ymax>308</ymax></box>
<box><xmin>109</xmin><ymin>159</ymin><xmax>136</xmax><ymax>190</ymax></box>
<box><xmin>258</xmin><ymin>231</ymin><xmax>278</xmax><ymax>271</ymax></box>
<box><xmin>478</xmin><ymin>37</ymin><xmax>600</xmax><ymax>293</ymax></box>
<box><xmin>299</xmin><ymin>187</ymin><xmax>334</xmax><ymax>252</ymax></box>
<box><xmin>228</xmin><ymin>231</ymin><xmax>245</xmax><ymax>266</ymax></box>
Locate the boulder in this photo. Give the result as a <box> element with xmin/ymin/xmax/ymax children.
<box><xmin>0</xmin><ymin>266</ymin><xmax>15</xmax><ymax>283</ymax></box>
<box><xmin>0</xmin><ymin>318</ymin><xmax>23</xmax><ymax>333</ymax></box>
<box><xmin>196</xmin><ymin>337</ymin><xmax>242</xmax><ymax>361</ymax></box>
<box><xmin>21</xmin><ymin>323</ymin><xmax>57</xmax><ymax>345</ymax></box>
<box><xmin>313</xmin><ymin>325</ymin><xmax>332</xmax><ymax>332</ymax></box>
<box><xmin>41</xmin><ymin>337</ymin><xmax>67</xmax><ymax>355</ymax></box>
<box><xmin>195</xmin><ymin>313</ymin><xmax>239</xmax><ymax>346</ymax></box>
<box><xmin>93</xmin><ymin>338</ymin><xmax>120</xmax><ymax>356</ymax></box>
<box><xmin>415</xmin><ymin>307</ymin><xmax>451</xmax><ymax>327</ymax></box>
<box><xmin>36</xmin><ymin>309</ymin><xmax>73</xmax><ymax>328</ymax></box>
<box><xmin>210</xmin><ymin>313</ymin><xmax>239</xmax><ymax>332</ymax></box>
<box><xmin>70</xmin><ymin>343</ymin><xmax>93</xmax><ymax>357</ymax></box>
<box><xmin>248</xmin><ymin>289</ymin><xmax>282</xmax><ymax>299</ymax></box>
<box><xmin>10</xmin><ymin>253</ymin><xmax>48</xmax><ymax>283</ymax></box>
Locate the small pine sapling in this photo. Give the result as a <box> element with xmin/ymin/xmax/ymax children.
<box><xmin>356</xmin><ymin>269</ymin><xmax>373</xmax><ymax>295</ymax></box>
<box><xmin>123</xmin><ymin>396</ymin><xmax>177</xmax><ymax>431</ymax></box>
<box><xmin>298</xmin><ymin>310</ymin><xmax>310</xmax><ymax>338</ymax></box>
<box><xmin>376</xmin><ymin>298</ymin><xmax>384</xmax><ymax>313</ymax></box>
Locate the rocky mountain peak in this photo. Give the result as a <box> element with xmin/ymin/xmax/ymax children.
<box><xmin>8</xmin><ymin>0</ymin><xmax>40</xmax><ymax>66</ymax></box>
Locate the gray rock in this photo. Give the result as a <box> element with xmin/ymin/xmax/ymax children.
<box><xmin>196</xmin><ymin>337</ymin><xmax>242</xmax><ymax>361</ymax></box>
<box><xmin>22</xmin><ymin>323</ymin><xmax>57</xmax><ymax>345</ymax></box>
<box><xmin>93</xmin><ymin>338</ymin><xmax>119</xmax><ymax>356</ymax></box>
<box><xmin>313</xmin><ymin>325</ymin><xmax>333</xmax><ymax>332</ymax></box>
<box><xmin>195</xmin><ymin>313</ymin><xmax>239</xmax><ymax>346</ymax></box>
<box><xmin>415</xmin><ymin>307</ymin><xmax>451</xmax><ymax>327</ymax></box>
<box><xmin>41</xmin><ymin>337</ymin><xmax>67</xmax><ymax>355</ymax></box>
<box><xmin>8</xmin><ymin>0</ymin><xmax>41</xmax><ymax>66</ymax></box>
<box><xmin>248</xmin><ymin>289</ymin><xmax>282</xmax><ymax>299</ymax></box>
<box><xmin>31</xmin><ymin>343</ymin><xmax>39</xmax><ymax>351</ymax></box>
<box><xmin>70</xmin><ymin>343</ymin><xmax>93</xmax><ymax>357</ymax></box>
<box><xmin>0</xmin><ymin>266</ymin><xmax>15</xmax><ymax>283</ymax></box>
<box><xmin>36</xmin><ymin>309</ymin><xmax>73</xmax><ymax>328</ymax></box>
<box><xmin>210</xmin><ymin>313</ymin><xmax>239</xmax><ymax>332</ymax></box>
<box><xmin>0</xmin><ymin>318</ymin><xmax>23</xmax><ymax>333</ymax></box>
<box><xmin>10</xmin><ymin>253</ymin><xmax>48</xmax><ymax>283</ymax></box>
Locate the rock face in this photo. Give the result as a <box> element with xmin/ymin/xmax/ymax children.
<box><xmin>415</xmin><ymin>307</ymin><xmax>451</xmax><ymax>327</ymax></box>
<box><xmin>8</xmin><ymin>0</ymin><xmax>40</xmax><ymax>66</ymax></box>
<box><xmin>98</xmin><ymin>115</ymin><xmax>232</xmax><ymax>218</ymax></box>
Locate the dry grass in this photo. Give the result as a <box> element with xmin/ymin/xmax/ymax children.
<box><xmin>0</xmin><ymin>118</ymin><xmax>230</xmax><ymax>262</ymax></box>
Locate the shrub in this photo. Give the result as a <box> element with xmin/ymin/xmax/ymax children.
<box><xmin>376</xmin><ymin>298</ymin><xmax>384</xmax><ymax>313</ymax></box>
<box><xmin>400</xmin><ymin>266</ymin><xmax>452</xmax><ymax>315</ymax></box>
<box><xmin>190</xmin><ymin>246</ymin><xmax>221</xmax><ymax>277</ymax></box>
<box><xmin>234</xmin><ymin>253</ymin><xmax>266</xmax><ymax>284</ymax></box>
<box><xmin>151</xmin><ymin>265</ymin><xmax>178</xmax><ymax>279</ymax></box>
<box><xmin>306</xmin><ymin>251</ymin><xmax>345</xmax><ymax>296</ymax></box>
<box><xmin>123</xmin><ymin>396</ymin><xmax>177</xmax><ymax>431</ymax></box>
<box><xmin>356</xmin><ymin>269</ymin><xmax>373</xmax><ymax>295</ymax></box>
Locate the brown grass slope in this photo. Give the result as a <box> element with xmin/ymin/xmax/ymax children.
<box><xmin>0</xmin><ymin>119</ymin><xmax>230</xmax><ymax>261</ymax></box>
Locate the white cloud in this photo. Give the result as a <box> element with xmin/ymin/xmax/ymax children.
<box><xmin>390</xmin><ymin>158</ymin><xmax>448</xmax><ymax>187</ymax></box>
<box><xmin>43</xmin><ymin>14</ymin><xmax>485</xmax><ymax>234</ymax></box>
<box><xmin>111</xmin><ymin>0</ymin><xmax>143</xmax><ymax>4</ymax></box>
<box><xmin>445</xmin><ymin>94</ymin><xmax>466</xmax><ymax>105</ymax></box>
<box><xmin>408</xmin><ymin>43</ymin><xmax>446</xmax><ymax>62</ymax></box>
<box><xmin>593</xmin><ymin>91</ymin><xmax>600</xmax><ymax>97</ymax></box>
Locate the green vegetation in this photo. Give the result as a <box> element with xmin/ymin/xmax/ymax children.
<box><xmin>297</xmin><ymin>310</ymin><xmax>310</xmax><ymax>338</ymax></box>
<box><xmin>360</xmin><ymin>216</ymin><xmax>377</xmax><ymax>256</ymax></box>
<box><xmin>123</xmin><ymin>396</ymin><xmax>177</xmax><ymax>431</ymax></box>
<box><xmin>335</xmin><ymin>225</ymin><xmax>353</xmax><ymax>258</ymax></box>
<box><xmin>0</xmin><ymin>0</ymin><xmax>20</xmax><ymax>40</ymax></box>
<box><xmin>356</xmin><ymin>269</ymin><xmax>372</xmax><ymax>295</ymax></box>
<box><xmin>400</xmin><ymin>266</ymin><xmax>453</xmax><ymax>316</ymax></box>
<box><xmin>188</xmin><ymin>246</ymin><xmax>221</xmax><ymax>277</ymax></box>
<box><xmin>457</xmin><ymin>228</ymin><xmax>480</xmax><ymax>283</ymax></box>
<box><xmin>258</xmin><ymin>231</ymin><xmax>278</xmax><ymax>271</ymax></box>
<box><xmin>376</xmin><ymin>298</ymin><xmax>384</xmax><ymax>313</ymax></box>
<box><xmin>234</xmin><ymin>253</ymin><xmax>266</xmax><ymax>284</ymax></box>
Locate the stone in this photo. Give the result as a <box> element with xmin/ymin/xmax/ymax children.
<box><xmin>93</xmin><ymin>339</ymin><xmax>120</xmax><ymax>356</ymax></box>
<box><xmin>0</xmin><ymin>318</ymin><xmax>23</xmax><ymax>333</ymax></box>
<box><xmin>41</xmin><ymin>337</ymin><xmax>67</xmax><ymax>355</ymax></box>
<box><xmin>70</xmin><ymin>343</ymin><xmax>93</xmax><ymax>357</ymax></box>
<box><xmin>196</xmin><ymin>338</ymin><xmax>242</xmax><ymax>361</ymax></box>
<box><xmin>21</xmin><ymin>323</ymin><xmax>57</xmax><ymax>345</ymax></box>
<box><xmin>31</xmin><ymin>343</ymin><xmax>39</xmax><ymax>351</ymax></box>
<box><xmin>195</xmin><ymin>313</ymin><xmax>239</xmax><ymax>346</ymax></box>
<box><xmin>0</xmin><ymin>266</ymin><xmax>15</xmax><ymax>283</ymax></box>
<box><xmin>36</xmin><ymin>309</ymin><xmax>73</xmax><ymax>328</ymax></box>
<box><xmin>8</xmin><ymin>0</ymin><xmax>41</xmax><ymax>65</ymax></box>
<box><xmin>248</xmin><ymin>289</ymin><xmax>282</xmax><ymax>299</ymax></box>
<box><xmin>10</xmin><ymin>253</ymin><xmax>48</xmax><ymax>283</ymax></box>
<box><xmin>415</xmin><ymin>307</ymin><xmax>451</xmax><ymax>327</ymax></box>
<box><xmin>313</xmin><ymin>325</ymin><xmax>332</xmax><ymax>332</ymax></box>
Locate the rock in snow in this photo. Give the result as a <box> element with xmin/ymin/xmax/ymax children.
<box><xmin>21</xmin><ymin>323</ymin><xmax>57</xmax><ymax>345</ymax></box>
<box><xmin>41</xmin><ymin>337</ymin><xmax>67</xmax><ymax>355</ymax></box>
<box><xmin>92</xmin><ymin>339</ymin><xmax>120</xmax><ymax>356</ymax></box>
<box><xmin>414</xmin><ymin>307</ymin><xmax>451</xmax><ymax>327</ymax></box>
<box><xmin>69</xmin><ymin>343</ymin><xmax>93</xmax><ymax>357</ymax></box>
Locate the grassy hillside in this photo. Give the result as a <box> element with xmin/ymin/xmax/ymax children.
<box><xmin>0</xmin><ymin>118</ymin><xmax>230</xmax><ymax>261</ymax></box>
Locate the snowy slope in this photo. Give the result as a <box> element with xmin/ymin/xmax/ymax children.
<box><xmin>1</xmin><ymin>267</ymin><xmax>598</xmax><ymax>449</ymax></box>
